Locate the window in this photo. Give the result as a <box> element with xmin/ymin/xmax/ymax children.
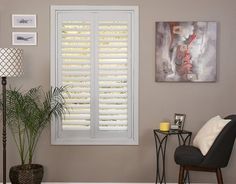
<box><xmin>50</xmin><ymin>6</ymin><xmax>139</xmax><ymax>145</ymax></box>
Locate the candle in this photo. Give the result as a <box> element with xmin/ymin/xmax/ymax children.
<box><xmin>160</xmin><ymin>122</ymin><xmax>170</xmax><ymax>131</ymax></box>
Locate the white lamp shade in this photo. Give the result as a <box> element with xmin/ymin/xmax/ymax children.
<box><xmin>0</xmin><ymin>48</ymin><xmax>23</xmax><ymax>77</ymax></box>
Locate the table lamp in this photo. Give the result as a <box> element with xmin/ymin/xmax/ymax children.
<box><xmin>0</xmin><ymin>48</ymin><xmax>23</xmax><ymax>184</ymax></box>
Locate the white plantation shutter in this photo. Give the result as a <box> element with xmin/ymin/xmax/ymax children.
<box><xmin>98</xmin><ymin>15</ymin><xmax>129</xmax><ymax>131</ymax></box>
<box><xmin>60</xmin><ymin>17</ymin><xmax>92</xmax><ymax>131</ymax></box>
<box><xmin>51</xmin><ymin>6</ymin><xmax>139</xmax><ymax>145</ymax></box>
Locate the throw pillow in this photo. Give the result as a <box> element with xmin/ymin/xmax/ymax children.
<box><xmin>193</xmin><ymin>115</ymin><xmax>231</xmax><ymax>155</ymax></box>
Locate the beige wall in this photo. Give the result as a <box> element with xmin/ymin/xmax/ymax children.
<box><xmin>1</xmin><ymin>0</ymin><xmax>236</xmax><ymax>183</ymax></box>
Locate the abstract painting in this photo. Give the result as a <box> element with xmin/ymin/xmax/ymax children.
<box><xmin>155</xmin><ymin>21</ymin><xmax>217</xmax><ymax>82</ymax></box>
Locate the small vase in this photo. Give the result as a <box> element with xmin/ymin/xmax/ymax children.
<box><xmin>9</xmin><ymin>164</ymin><xmax>44</xmax><ymax>184</ymax></box>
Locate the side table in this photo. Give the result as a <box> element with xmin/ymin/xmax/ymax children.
<box><xmin>153</xmin><ymin>129</ymin><xmax>192</xmax><ymax>184</ymax></box>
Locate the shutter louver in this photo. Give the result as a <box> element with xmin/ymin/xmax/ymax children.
<box><xmin>61</xmin><ymin>21</ymin><xmax>91</xmax><ymax>130</ymax></box>
<box><xmin>98</xmin><ymin>21</ymin><xmax>129</xmax><ymax>131</ymax></box>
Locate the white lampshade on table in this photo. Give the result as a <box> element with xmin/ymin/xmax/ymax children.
<box><xmin>0</xmin><ymin>48</ymin><xmax>23</xmax><ymax>184</ymax></box>
<box><xmin>0</xmin><ymin>48</ymin><xmax>23</xmax><ymax>77</ymax></box>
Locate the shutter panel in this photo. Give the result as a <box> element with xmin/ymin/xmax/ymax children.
<box><xmin>98</xmin><ymin>20</ymin><xmax>129</xmax><ymax>131</ymax></box>
<box><xmin>60</xmin><ymin>19</ymin><xmax>92</xmax><ymax>130</ymax></box>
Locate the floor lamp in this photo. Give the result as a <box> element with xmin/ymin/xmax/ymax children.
<box><xmin>0</xmin><ymin>48</ymin><xmax>23</xmax><ymax>184</ymax></box>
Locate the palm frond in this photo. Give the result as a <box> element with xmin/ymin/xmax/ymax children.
<box><xmin>1</xmin><ymin>86</ymin><xmax>68</xmax><ymax>165</ymax></box>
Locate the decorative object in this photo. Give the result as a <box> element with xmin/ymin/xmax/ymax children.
<box><xmin>12</xmin><ymin>32</ymin><xmax>37</xmax><ymax>46</ymax></box>
<box><xmin>174</xmin><ymin>113</ymin><xmax>186</xmax><ymax>130</ymax></box>
<box><xmin>171</xmin><ymin>124</ymin><xmax>179</xmax><ymax>130</ymax></box>
<box><xmin>2</xmin><ymin>86</ymin><xmax>67</xmax><ymax>184</ymax></box>
<box><xmin>12</xmin><ymin>14</ymin><xmax>37</xmax><ymax>28</ymax></box>
<box><xmin>159</xmin><ymin>121</ymin><xmax>170</xmax><ymax>131</ymax></box>
<box><xmin>0</xmin><ymin>48</ymin><xmax>23</xmax><ymax>184</ymax></box>
<box><xmin>155</xmin><ymin>21</ymin><xmax>217</xmax><ymax>82</ymax></box>
<box><xmin>193</xmin><ymin>115</ymin><xmax>230</xmax><ymax>155</ymax></box>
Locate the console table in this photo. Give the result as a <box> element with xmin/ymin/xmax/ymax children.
<box><xmin>153</xmin><ymin>129</ymin><xmax>192</xmax><ymax>184</ymax></box>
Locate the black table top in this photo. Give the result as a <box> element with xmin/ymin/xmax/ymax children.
<box><xmin>153</xmin><ymin>129</ymin><xmax>192</xmax><ymax>135</ymax></box>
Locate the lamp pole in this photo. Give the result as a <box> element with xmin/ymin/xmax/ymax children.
<box><xmin>2</xmin><ymin>77</ymin><xmax>6</xmax><ymax>184</ymax></box>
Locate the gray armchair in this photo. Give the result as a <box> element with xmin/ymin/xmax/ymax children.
<box><xmin>174</xmin><ymin>115</ymin><xmax>236</xmax><ymax>184</ymax></box>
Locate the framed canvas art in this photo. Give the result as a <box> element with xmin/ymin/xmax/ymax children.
<box><xmin>12</xmin><ymin>32</ymin><xmax>37</xmax><ymax>45</ymax></box>
<box><xmin>155</xmin><ymin>21</ymin><xmax>217</xmax><ymax>82</ymax></box>
<box><xmin>12</xmin><ymin>14</ymin><xmax>37</xmax><ymax>28</ymax></box>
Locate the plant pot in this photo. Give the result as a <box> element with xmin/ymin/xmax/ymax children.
<box><xmin>9</xmin><ymin>164</ymin><xmax>44</xmax><ymax>184</ymax></box>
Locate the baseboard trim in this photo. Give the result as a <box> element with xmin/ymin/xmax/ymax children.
<box><xmin>41</xmin><ymin>183</ymin><xmax>213</xmax><ymax>184</ymax></box>
<box><xmin>1</xmin><ymin>183</ymin><xmax>214</xmax><ymax>184</ymax></box>
<box><xmin>41</xmin><ymin>183</ymin><xmax>211</xmax><ymax>184</ymax></box>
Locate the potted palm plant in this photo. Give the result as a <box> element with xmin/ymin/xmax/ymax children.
<box><xmin>2</xmin><ymin>86</ymin><xmax>67</xmax><ymax>184</ymax></box>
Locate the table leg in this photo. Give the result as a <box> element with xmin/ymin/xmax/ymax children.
<box><xmin>154</xmin><ymin>131</ymin><xmax>168</xmax><ymax>184</ymax></box>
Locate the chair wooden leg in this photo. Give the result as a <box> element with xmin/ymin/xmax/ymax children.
<box><xmin>178</xmin><ymin>166</ymin><xmax>185</xmax><ymax>184</ymax></box>
<box><xmin>216</xmin><ymin>168</ymin><xmax>223</xmax><ymax>184</ymax></box>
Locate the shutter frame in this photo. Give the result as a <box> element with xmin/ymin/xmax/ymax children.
<box><xmin>51</xmin><ymin>5</ymin><xmax>139</xmax><ymax>145</ymax></box>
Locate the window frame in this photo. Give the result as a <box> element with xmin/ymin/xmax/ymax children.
<box><xmin>50</xmin><ymin>5</ymin><xmax>139</xmax><ymax>145</ymax></box>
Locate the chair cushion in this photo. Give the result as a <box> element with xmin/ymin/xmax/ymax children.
<box><xmin>174</xmin><ymin>145</ymin><xmax>204</xmax><ymax>166</ymax></box>
<box><xmin>193</xmin><ymin>115</ymin><xmax>231</xmax><ymax>155</ymax></box>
